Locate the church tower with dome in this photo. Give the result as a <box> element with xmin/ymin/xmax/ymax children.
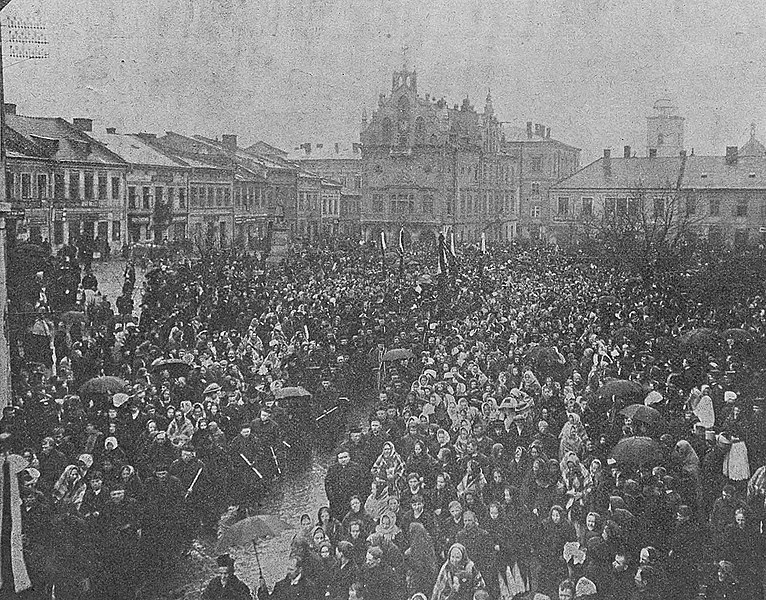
<box><xmin>739</xmin><ymin>123</ymin><xmax>766</xmax><ymax>157</ymax></box>
<box><xmin>646</xmin><ymin>99</ymin><xmax>685</xmax><ymax>157</ymax></box>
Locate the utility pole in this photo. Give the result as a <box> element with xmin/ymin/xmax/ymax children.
<box><xmin>0</xmin><ymin>0</ymin><xmax>13</xmax><ymax>409</ymax></box>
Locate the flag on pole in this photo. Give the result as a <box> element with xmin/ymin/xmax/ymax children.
<box><xmin>380</xmin><ymin>231</ymin><xmax>387</xmax><ymax>252</ymax></box>
<box><xmin>481</xmin><ymin>232</ymin><xmax>487</xmax><ymax>255</ymax></box>
<box><xmin>437</xmin><ymin>233</ymin><xmax>448</xmax><ymax>276</ymax></box>
<box><xmin>398</xmin><ymin>228</ymin><xmax>405</xmax><ymax>255</ymax></box>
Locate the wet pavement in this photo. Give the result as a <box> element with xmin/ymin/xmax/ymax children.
<box><xmin>90</xmin><ymin>258</ymin><xmax>374</xmax><ymax>599</ymax></box>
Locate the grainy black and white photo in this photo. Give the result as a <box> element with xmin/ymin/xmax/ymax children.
<box><xmin>0</xmin><ymin>0</ymin><xmax>762</xmax><ymax>599</ymax></box>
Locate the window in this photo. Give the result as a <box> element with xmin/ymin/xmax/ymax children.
<box><xmin>735</xmin><ymin>197</ymin><xmax>748</xmax><ymax>217</ymax></box>
<box><xmin>390</xmin><ymin>194</ymin><xmax>414</xmax><ymax>213</ymax></box>
<box><xmin>98</xmin><ymin>173</ymin><xmax>107</xmax><ymax>199</ymax></box>
<box><xmin>372</xmin><ymin>194</ymin><xmax>384</xmax><ymax>213</ymax></box>
<box><xmin>709</xmin><ymin>197</ymin><xmax>720</xmax><ymax>217</ymax></box>
<box><xmin>686</xmin><ymin>194</ymin><xmax>696</xmax><ymax>215</ymax></box>
<box><xmin>354</xmin><ymin>176</ymin><xmax>361</xmax><ymax>190</ymax></box>
<box><xmin>581</xmin><ymin>196</ymin><xmax>593</xmax><ymax>217</ymax></box>
<box><xmin>142</xmin><ymin>186</ymin><xmax>151</xmax><ymax>209</ymax></box>
<box><xmin>111</xmin><ymin>177</ymin><xmax>120</xmax><ymax>199</ymax></box>
<box><xmin>21</xmin><ymin>173</ymin><xmax>31</xmax><ymax>198</ymax></box>
<box><xmin>616</xmin><ymin>197</ymin><xmax>627</xmax><ymax>216</ymax></box>
<box><xmin>5</xmin><ymin>172</ymin><xmax>13</xmax><ymax>199</ymax></box>
<box><xmin>557</xmin><ymin>196</ymin><xmax>569</xmax><ymax>216</ymax></box>
<box><xmin>37</xmin><ymin>174</ymin><xmax>48</xmax><ymax>199</ymax></box>
<box><xmin>112</xmin><ymin>220</ymin><xmax>121</xmax><ymax>241</ymax></box>
<box><xmin>224</xmin><ymin>189</ymin><xmax>230</xmax><ymax>205</ymax></box>
<box><xmin>628</xmin><ymin>197</ymin><xmax>640</xmax><ymax>218</ymax></box>
<box><xmin>216</xmin><ymin>188</ymin><xmax>223</xmax><ymax>206</ymax></box>
<box><xmin>69</xmin><ymin>171</ymin><xmax>80</xmax><ymax>200</ymax></box>
<box><xmin>190</xmin><ymin>187</ymin><xmax>198</xmax><ymax>207</ymax></box>
<box><xmin>128</xmin><ymin>186</ymin><xmax>136</xmax><ymax>209</ymax></box>
<box><xmin>508</xmin><ymin>192</ymin><xmax>516</xmax><ymax>213</ymax></box>
<box><xmin>604</xmin><ymin>197</ymin><xmax>616</xmax><ymax>217</ymax></box>
<box><xmin>382</xmin><ymin>118</ymin><xmax>393</xmax><ymax>144</ymax></box>
<box><xmin>415</xmin><ymin>117</ymin><xmax>425</xmax><ymax>144</ymax></box>
<box><xmin>84</xmin><ymin>172</ymin><xmax>94</xmax><ymax>200</ymax></box>
<box><xmin>529</xmin><ymin>156</ymin><xmax>543</xmax><ymax>173</ymax></box>
<box><xmin>653</xmin><ymin>197</ymin><xmax>665</xmax><ymax>218</ymax></box>
<box><xmin>423</xmin><ymin>194</ymin><xmax>434</xmax><ymax>214</ymax></box>
<box><xmin>467</xmin><ymin>194</ymin><xmax>473</xmax><ymax>214</ymax></box>
<box><xmin>167</xmin><ymin>187</ymin><xmax>175</xmax><ymax>209</ymax></box>
<box><xmin>460</xmin><ymin>193</ymin><xmax>466</xmax><ymax>214</ymax></box>
<box><xmin>530</xmin><ymin>182</ymin><xmax>540</xmax><ymax>196</ymax></box>
<box><xmin>155</xmin><ymin>186</ymin><xmax>163</xmax><ymax>207</ymax></box>
<box><xmin>530</xmin><ymin>204</ymin><xmax>541</xmax><ymax>218</ymax></box>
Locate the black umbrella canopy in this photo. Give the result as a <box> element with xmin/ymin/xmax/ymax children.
<box><xmin>611</xmin><ymin>436</ymin><xmax>664</xmax><ymax>466</ymax></box>
<box><xmin>678</xmin><ymin>328</ymin><xmax>721</xmax><ymax>350</ymax></box>
<box><xmin>619</xmin><ymin>403</ymin><xmax>662</xmax><ymax>425</ymax></box>
<box><xmin>80</xmin><ymin>376</ymin><xmax>128</xmax><ymax>397</ymax></box>
<box><xmin>597</xmin><ymin>379</ymin><xmax>644</xmax><ymax>403</ymax></box>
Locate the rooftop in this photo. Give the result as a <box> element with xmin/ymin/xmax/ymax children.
<box><xmin>553</xmin><ymin>156</ymin><xmax>684</xmax><ymax>191</ymax></box>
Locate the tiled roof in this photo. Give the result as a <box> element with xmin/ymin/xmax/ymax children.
<box><xmin>87</xmin><ymin>131</ymin><xmax>188</xmax><ymax>168</ymax></box>
<box><xmin>553</xmin><ymin>156</ymin><xmax>684</xmax><ymax>191</ymax></box>
<box><xmin>287</xmin><ymin>143</ymin><xmax>361</xmax><ymax>161</ymax></box>
<box><xmin>681</xmin><ymin>155</ymin><xmax>766</xmax><ymax>189</ymax></box>
<box><xmin>6</xmin><ymin>114</ymin><xmax>125</xmax><ymax>165</ymax></box>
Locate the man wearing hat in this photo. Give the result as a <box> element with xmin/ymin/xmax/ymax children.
<box><xmin>203</xmin><ymin>554</ymin><xmax>252</xmax><ymax>600</ymax></box>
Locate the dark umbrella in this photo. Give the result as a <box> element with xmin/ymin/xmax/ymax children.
<box><xmin>597</xmin><ymin>379</ymin><xmax>644</xmax><ymax>404</ymax></box>
<box><xmin>79</xmin><ymin>376</ymin><xmax>128</xmax><ymax>396</ymax></box>
<box><xmin>381</xmin><ymin>348</ymin><xmax>414</xmax><ymax>362</ymax></box>
<box><xmin>678</xmin><ymin>328</ymin><xmax>721</xmax><ymax>350</ymax></box>
<box><xmin>274</xmin><ymin>386</ymin><xmax>312</xmax><ymax>399</ymax></box>
<box><xmin>150</xmin><ymin>358</ymin><xmax>191</xmax><ymax>377</ymax></box>
<box><xmin>722</xmin><ymin>328</ymin><xmax>755</xmax><ymax>343</ymax></box>
<box><xmin>524</xmin><ymin>346</ymin><xmax>565</xmax><ymax>366</ymax></box>
<box><xmin>619</xmin><ymin>403</ymin><xmax>662</xmax><ymax>425</ymax></box>
<box><xmin>216</xmin><ymin>514</ymin><xmax>294</xmax><ymax>576</ymax></box>
<box><xmin>611</xmin><ymin>436</ymin><xmax>664</xmax><ymax>466</ymax></box>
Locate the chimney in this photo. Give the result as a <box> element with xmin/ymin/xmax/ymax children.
<box><xmin>603</xmin><ymin>149</ymin><xmax>611</xmax><ymax>174</ymax></box>
<box><xmin>545</xmin><ymin>127</ymin><xmax>551</xmax><ymax>139</ymax></box>
<box><xmin>680</xmin><ymin>149</ymin><xmax>687</xmax><ymax>158</ymax></box>
<box><xmin>106</xmin><ymin>127</ymin><xmax>116</xmax><ymax>134</ymax></box>
<box><xmin>72</xmin><ymin>118</ymin><xmax>93</xmax><ymax>132</ymax></box>
<box><xmin>334</xmin><ymin>143</ymin><xmax>340</xmax><ymax>154</ymax></box>
<box><xmin>221</xmin><ymin>134</ymin><xmax>237</xmax><ymax>152</ymax></box>
<box><xmin>725</xmin><ymin>146</ymin><xmax>738</xmax><ymax>165</ymax></box>
<box><xmin>649</xmin><ymin>148</ymin><xmax>657</xmax><ymax>158</ymax></box>
<box><xmin>624</xmin><ymin>145</ymin><xmax>631</xmax><ymax>159</ymax></box>
<box><xmin>352</xmin><ymin>142</ymin><xmax>361</xmax><ymax>154</ymax></box>
<box><xmin>302</xmin><ymin>143</ymin><xmax>312</xmax><ymax>155</ymax></box>
<box><xmin>526</xmin><ymin>121</ymin><xmax>533</xmax><ymax>139</ymax></box>
<box><xmin>4</xmin><ymin>103</ymin><xmax>16</xmax><ymax>116</ymax></box>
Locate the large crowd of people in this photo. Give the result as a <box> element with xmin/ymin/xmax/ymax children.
<box><xmin>4</xmin><ymin>237</ymin><xmax>766</xmax><ymax>600</ymax></box>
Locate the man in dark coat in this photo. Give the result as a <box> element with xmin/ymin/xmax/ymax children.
<box><xmin>203</xmin><ymin>554</ymin><xmax>253</xmax><ymax>600</ymax></box>
<box><xmin>324</xmin><ymin>449</ymin><xmax>367</xmax><ymax>520</ymax></box>
<box><xmin>360</xmin><ymin>546</ymin><xmax>396</xmax><ymax>600</ymax></box>
<box><xmin>257</xmin><ymin>555</ymin><xmax>316</xmax><ymax>600</ymax></box>
<box><xmin>455</xmin><ymin>510</ymin><xmax>497</xmax><ymax>600</ymax></box>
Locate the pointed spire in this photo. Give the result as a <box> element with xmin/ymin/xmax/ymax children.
<box><xmin>485</xmin><ymin>89</ymin><xmax>494</xmax><ymax>116</ymax></box>
<box><xmin>751</xmin><ymin>122</ymin><xmax>757</xmax><ymax>138</ymax></box>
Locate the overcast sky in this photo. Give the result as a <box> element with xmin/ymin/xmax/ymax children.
<box><xmin>3</xmin><ymin>0</ymin><xmax>765</xmax><ymax>161</ymax></box>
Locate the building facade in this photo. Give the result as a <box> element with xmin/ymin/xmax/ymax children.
<box><xmin>289</xmin><ymin>142</ymin><xmax>362</xmax><ymax>239</ymax></box>
<box><xmin>6</xmin><ymin>110</ymin><xmax>128</xmax><ymax>254</ymax></box>
<box><xmin>502</xmin><ymin>122</ymin><xmax>581</xmax><ymax>241</ymax></box>
<box><xmin>360</xmin><ymin>69</ymin><xmax>518</xmax><ymax>245</ymax></box>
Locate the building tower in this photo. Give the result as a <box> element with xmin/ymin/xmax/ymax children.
<box><xmin>646</xmin><ymin>98</ymin><xmax>685</xmax><ymax>157</ymax></box>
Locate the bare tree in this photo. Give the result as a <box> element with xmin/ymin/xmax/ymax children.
<box><xmin>575</xmin><ymin>185</ymin><xmax>701</xmax><ymax>282</ymax></box>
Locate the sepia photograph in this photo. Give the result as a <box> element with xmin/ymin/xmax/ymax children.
<box><xmin>0</xmin><ymin>0</ymin><xmax>762</xmax><ymax>598</ymax></box>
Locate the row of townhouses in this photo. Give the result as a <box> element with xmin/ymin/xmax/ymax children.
<box><xmin>3</xmin><ymin>105</ymin><xmax>361</xmax><ymax>254</ymax></box>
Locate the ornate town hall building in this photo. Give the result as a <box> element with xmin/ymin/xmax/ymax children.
<box><xmin>360</xmin><ymin>68</ymin><xmax>518</xmax><ymax>244</ymax></box>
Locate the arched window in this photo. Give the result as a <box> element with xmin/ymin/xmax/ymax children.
<box><xmin>657</xmin><ymin>133</ymin><xmax>664</xmax><ymax>146</ymax></box>
<box><xmin>398</xmin><ymin>96</ymin><xmax>411</xmax><ymax>122</ymax></box>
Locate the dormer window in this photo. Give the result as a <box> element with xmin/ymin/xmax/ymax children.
<box><xmin>749</xmin><ymin>173</ymin><xmax>756</xmax><ymax>178</ymax></box>
<box><xmin>701</xmin><ymin>173</ymin><xmax>708</xmax><ymax>178</ymax></box>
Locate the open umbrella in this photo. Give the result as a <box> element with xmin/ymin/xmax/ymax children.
<box><xmin>722</xmin><ymin>328</ymin><xmax>755</xmax><ymax>344</ymax></box>
<box><xmin>524</xmin><ymin>346</ymin><xmax>565</xmax><ymax>367</ymax></box>
<box><xmin>596</xmin><ymin>379</ymin><xmax>644</xmax><ymax>404</ymax></box>
<box><xmin>381</xmin><ymin>348</ymin><xmax>414</xmax><ymax>362</ymax></box>
<box><xmin>216</xmin><ymin>514</ymin><xmax>294</xmax><ymax>576</ymax></box>
<box><xmin>678</xmin><ymin>328</ymin><xmax>721</xmax><ymax>350</ymax></box>
<box><xmin>610</xmin><ymin>436</ymin><xmax>664</xmax><ymax>466</ymax></box>
<box><xmin>274</xmin><ymin>386</ymin><xmax>312</xmax><ymax>399</ymax></box>
<box><xmin>619</xmin><ymin>403</ymin><xmax>662</xmax><ymax>425</ymax></box>
<box><xmin>80</xmin><ymin>376</ymin><xmax>128</xmax><ymax>396</ymax></box>
<box><xmin>150</xmin><ymin>358</ymin><xmax>191</xmax><ymax>377</ymax></box>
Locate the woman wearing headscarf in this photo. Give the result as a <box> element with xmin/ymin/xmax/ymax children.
<box><xmin>374</xmin><ymin>511</ymin><xmax>402</xmax><ymax>545</ymax></box>
<box><xmin>506</xmin><ymin>445</ymin><xmax>529</xmax><ymax>488</ymax></box>
<box><xmin>671</xmin><ymin>439</ymin><xmax>701</xmax><ymax>510</ymax></box>
<box><xmin>457</xmin><ymin>459</ymin><xmax>487</xmax><ymax>500</ymax></box>
<box><xmin>371</xmin><ymin>441</ymin><xmax>405</xmax><ymax>492</ymax></box>
<box><xmin>318</xmin><ymin>506</ymin><xmax>343</xmax><ymax>546</ymax></box>
<box><xmin>405</xmin><ymin>522</ymin><xmax>438</xmax><ymax>597</ymax></box>
<box><xmin>560</xmin><ymin>451</ymin><xmax>591</xmax><ymax>514</ymax></box>
<box><xmin>52</xmin><ymin>464</ymin><xmax>87</xmax><ymax>512</ymax></box>
<box><xmin>559</xmin><ymin>413</ymin><xmax>586</xmax><ymax>459</ymax></box>
<box><xmin>342</xmin><ymin>495</ymin><xmax>375</xmax><ymax>536</ymax></box>
<box><xmin>430</xmin><ymin>542</ymin><xmax>485</xmax><ymax>600</ymax></box>
<box><xmin>536</xmin><ymin>504</ymin><xmax>576</xmax><ymax>598</ymax></box>
<box><xmin>364</xmin><ymin>477</ymin><xmax>391</xmax><ymax>522</ymax></box>
<box><xmin>452</xmin><ymin>426</ymin><xmax>471</xmax><ymax>461</ymax></box>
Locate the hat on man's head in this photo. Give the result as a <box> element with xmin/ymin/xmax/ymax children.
<box><xmin>216</xmin><ymin>554</ymin><xmax>234</xmax><ymax>569</ymax></box>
